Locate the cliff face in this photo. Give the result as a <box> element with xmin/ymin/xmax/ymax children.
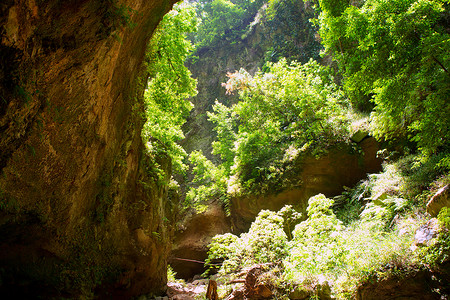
<box><xmin>0</xmin><ymin>0</ymin><xmax>176</xmax><ymax>297</ymax></box>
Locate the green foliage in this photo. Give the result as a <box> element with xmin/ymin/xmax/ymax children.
<box><xmin>285</xmin><ymin>194</ymin><xmax>346</xmax><ymax>280</ymax></box>
<box><xmin>318</xmin><ymin>0</ymin><xmax>450</xmax><ymax>158</ymax></box>
<box><xmin>264</xmin><ymin>0</ymin><xmax>322</xmax><ymax>63</ymax></box>
<box><xmin>187</xmin><ymin>59</ymin><xmax>351</xmax><ymax>208</ymax></box>
<box><xmin>420</xmin><ymin>207</ymin><xmax>450</xmax><ymax>266</ymax></box>
<box><xmin>439</xmin><ymin>207</ymin><xmax>450</xmax><ymax>229</ymax></box>
<box><xmin>204</xmin><ymin>233</ymin><xmax>240</xmax><ymax>275</ymax></box>
<box><xmin>208</xmin><ymin>193</ymin><xmax>419</xmax><ymax>299</ymax></box>
<box><xmin>205</xmin><ymin>207</ymin><xmax>291</xmax><ymax>276</ymax></box>
<box><xmin>211</xmin><ymin>59</ymin><xmax>350</xmax><ymax>194</ymax></box>
<box><xmin>185</xmin><ymin>150</ymin><xmax>229</xmax><ymax>212</ymax></box>
<box><xmin>334</xmin><ymin>153</ymin><xmax>448</xmax><ymax>228</ymax></box>
<box><xmin>192</xmin><ymin>0</ymin><xmax>264</xmax><ymax>47</ymax></box>
<box><xmin>143</xmin><ymin>2</ymin><xmax>198</xmax><ymax>173</ymax></box>
<box><xmin>207</xmin><ymin>102</ymin><xmax>236</xmax><ymax>174</ymax></box>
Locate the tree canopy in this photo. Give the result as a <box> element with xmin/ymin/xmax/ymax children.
<box><xmin>143</xmin><ymin>2</ymin><xmax>198</xmax><ymax>173</ymax></box>
<box><xmin>318</xmin><ymin>0</ymin><xmax>450</xmax><ymax>159</ymax></box>
<box><xmin>188</xmin><ymin>59</ymin><xmax>351</xmax><ymax>204</ymax></box>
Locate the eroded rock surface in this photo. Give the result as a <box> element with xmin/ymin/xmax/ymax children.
<box><xmin>0</xmin><ymin>0</ymin><xmax>176</xmax><ymax>297</ymax></box>
<box><xmin>427</xmin><ymin>184</ymin><xmax>450</xmax><ymax>217</ymax></box>
<box><xmin>171</xmin><ymin>200</ymin><xmax>231</xmax><ymax>279</ymax></box>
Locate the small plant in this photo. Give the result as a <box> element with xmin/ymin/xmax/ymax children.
<box><xmin>420</xmin><ymin>207</ymin><xmax>450</xmax><ymax>266</ymax></box>
<box><xmin>204</xmin><ymin>207</ymin><xmax>291</xmax><ymax>276</ymax></box>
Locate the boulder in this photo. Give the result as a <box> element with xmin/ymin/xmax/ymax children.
<box><xmin>414</xmin><ymin>218</ymin><xmax>440</xmax><ymax>247</ymax></box>
<box><xmin>427</xmin><ymin>185</ymin><xmax>450</xmax><ymax>217</ymax></box>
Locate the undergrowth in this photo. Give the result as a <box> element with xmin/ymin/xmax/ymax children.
<box><xmin>204</xmin><ymin>153</ymin><xmax>450</xmax><ymax>299</ymax></box>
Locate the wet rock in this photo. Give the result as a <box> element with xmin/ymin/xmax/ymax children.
<box><xmin>427</xmin><ymin>185</ymin><xmax>450</xmax><ymax>217</ymax></box>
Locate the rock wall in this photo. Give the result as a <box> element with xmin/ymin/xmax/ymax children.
<box><xmin>0</xmin><ymin>0</ymin><xmax>176</xmax><ymax>297</ymax></box>
<box><xmin>170</xmin><ymin>200</ymin><xmax>231</xmax><ymax>279</ymax></box>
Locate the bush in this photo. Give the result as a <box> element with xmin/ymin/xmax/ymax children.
<box><xmin>205</xmin><ymin>207</ymin><xmax>293</xmax><ymax>276</ymax></box>
<box><xmin>208</xmin><ymin>192</ymin><xmax>421</xmax><ymax>299</ymax></box>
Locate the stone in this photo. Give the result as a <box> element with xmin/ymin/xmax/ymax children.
<box><xmin>351</xmin><ymin>130</ymin><xmax>369</xmax><ymax>143</ymax></box>
<box><xmin>427</xmin><ymin>184</ymin><xmax>450</xmax><ymax>217</ymax></box>
<box><xmin>289</xmin><ymin>287</ymin><xmax>310</xmax><ymax>300</ymax></box>
<box><xmin>414</xmin><ymin>218</ymin><xmax>440</xmax><ymax>247</ymax></box>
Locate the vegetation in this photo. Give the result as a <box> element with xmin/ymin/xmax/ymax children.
<box><xmin>318</xmin><ymin>0</ymin><xmax>450</xmax><ymax>160</ymax></box>
<box><xmin>263</xmin><ymin>0</ymin><xmax>322</xmax><ymax>63</ymax></box>
<box><xmin>188</xmin><ymin>58</ymin><xmax>351</xmax><ymax>208</ymax></box>
<box><xmin>185</xmin><ymin>0</ymin><xmax>449</xmax><ymax>208</ymax></box>
<box><xmin>190</xmin><ymin>0</ymin><xmax>264</xmax><ymax>48</ymax></box>
<box><xmin>146</xmin><ymin>0</ymin><xmax>449</xmax><ymax>297</ymax></box>
<box><xmin>205</xmin><ymin>156</ymin><xmax>450</xmax><ymax>298</ymax></box>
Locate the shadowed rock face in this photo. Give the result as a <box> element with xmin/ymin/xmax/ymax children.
<box><xmin>170</xmin><ymin>200</ymin><xmax>232</xmax><ymax>280</ymax></box>
<box><xmin>0</xmin><ymin>0</ymin><xmax>176</xmax><ymax>297</ymax></box>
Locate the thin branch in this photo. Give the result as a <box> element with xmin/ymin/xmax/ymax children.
<box><xmin>432</xmin><ymin>55</ymin><xmax>450</xmax><ymax>77</ymax></box>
